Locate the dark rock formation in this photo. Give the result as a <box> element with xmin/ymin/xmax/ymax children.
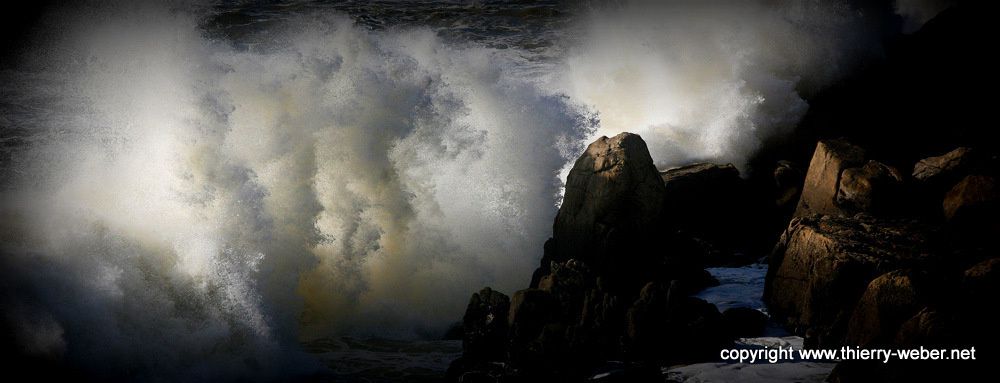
<box><xmin>844</xmin><ymin>270</ymin><xmax>924</xmax><ymax>347</ymax></box>
<box><xmin>551</xmin><ymin>133</ymin><xmax>665</xmax><ymax>277</ymax></box>
<box><xmin>774</xmin><ymin>160</ymin><xmax>804</xmax><ymax>211</ymax></box>
<box><xmin>913</xmin><ymin>147</ymin><xmax>976</xmax><ymax>184</ymax></box>
<box><xmin>659</xmin><ymin>162</ymin><xmax>764</xmax><ymax>265</ymax></box>
<box><xmin>794</xmin><ymin>139</ymin><xmax>866</xmax><ymax>217</ymax></box>
<box><xmin>764</xmin><ymin>214</ymin><xmax>938</xmax><ymax>347</ymax></box>
<box><xmin>836</xmin><ymin>160</ymin><xmax>904</xmax><ymax>214</ymax></box>
<box><xmin>942</xmin><ymin>174</ymin><xmax>998</xmax><ymax>223</ymax></box>
<box><xmin>462</xmin><ymin>287</ymin><xmax>510</xmax><ymax>361</ymax></box>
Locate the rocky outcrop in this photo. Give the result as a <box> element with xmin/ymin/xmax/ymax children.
<box><xmin>942</xmin><ymin>174</ymin><xmax>998</xmax><ymax>223</ymax></box>
<box><xmin>836</xmin><ymin>161</ymin><xmax>904</xmax><ymax>214</ymax></box>
<box><xmin>844</xmin><ymin>270</ymin><xmax>924</xmax><ymax>347</ymax></box>
<box><xmin>659</xmin><ymin>162</ymin><xmax>765</xmax><ymax>265</ymax></box>
<box><xmin>625</xmin><ymin>281</ymin><xmax>728</xmax><ymax>363</ymax></box>
<box><xmin>794</xmin><ymin>139</ymin><xmax>866</xmax><ymax>217</ymax></box>
<box><xmin>763</xmin><ymin>214</ymin><xmax>937</xmax><ymax>347</ymax></box>
<box><xmin>461</xmin><ymin>288</ymin><xmax>510</xmax><ymax>361</ymax></box>
<box><xmin>912</xmin><ymin>147</ymin><xmax>975</xmax><ymax>183</ymax></box>
<box><xmin>551</xmin><ymin>132</ymin><xmax>665</xmax><ymax>269</ymax></box>
<box><xmin>774</xmin><ymin>160</ymin><xmax>804</xmax><ymax>210</ymax></box>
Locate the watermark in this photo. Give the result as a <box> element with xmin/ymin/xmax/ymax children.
<box><xmin>720</xmin><ymin>346</ymin><xmax>977</xmax><ymax>364</ymax></box>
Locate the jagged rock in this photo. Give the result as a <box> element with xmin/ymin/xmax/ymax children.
<box><xmin>553</xmin><ymin>132</ymin><xmax>665</xmax><ymax>262</ymax></box>
<box><xmin>836</xmin><ymin>161</ymin><xmax>904</xmax><ymax>214</ymax></box>
<box><xmin>507</xmin><ymin>289</ymin><xmax>557</xmax><ymax>370</ymax></box>
<box><xmin>461</xmin><ymin>287</ymin><xmax>510</xmax><ymax>361</ymax></box>
<box><xmin>721</xmin><ymin>307</ymin><xmax>767</xmax><ymax>338</ymax></box>
<box><xmin>547</xmin><ymin>133</ymin><xmax>665</xmax><ymax>292</ymax></box>
<box><xmin>845</xmin><ymin>270</ymin><xmax>923</xmax><ymax>347</ymax></box>
<box><xmin>962</xmin><ymin>257</ymin><xmax>1000</xmax><ymax>300</ymax></box>
<box><xmin>894</xmin><ymin>307</ymin><xmax>959</xmax><ymax>347</ymax></box>
<box><xmin>774</xmin><ymin>160</ymin><xmax>804</xmax><ymax>209</ymax></box>
<box><xmin>913</xmin><ymin>147</ymin><xmax>975</xmax><ymax>183</ymax></box>
<box><xmin>942</xmin><ymin>174</ymin><xmax>998</xmax><ymax>223</ymax></box>
<box><xmin>764</xmin><ymin>214</ymin><xmax>937</xmax><ymax>347</ymax></box>
<box><xmin>794</xmin><ymin>139</ymin><xmax>866</xmax><ymax>217</ymax></box>
<box><xmin>537</xmin><ymin>259</ymin><xmax>593</xmax><ymax>323</ymax></box>
<box><xmin>625</xmin><ymin>281</ymin><xmax>728</xmax><ymax>362</ymax></box>
<box><xmin>659</xmin><ymin>162</ymin><xmax>763</xmax><ymax>263</ymax></box>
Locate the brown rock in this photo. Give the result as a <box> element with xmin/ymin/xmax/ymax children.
<box><xmin>942</xmin><ymin>174</ymin><xmax>998</xmax><ymax>222</ymax></box>
<box><xmin>962</xmin><ymin>257</ymin><xmax>1000</xmax><ymax>302</ymax></box>
<box><xmin>507</xmin><ymin>288</ymin><xmax>559</xmax><ymax>372</ymax></box>
<box><xmin>794</xmin><ymin>139</ymin><xmax>866</xmax><ymax>217</ymax></box>
<box><xmin>845</xmin><ymin>270</ymin><xmax>923</xmax><ymax>347</ymax></box>
<box><xmin>461</xmin><ymin>287</ymin><xmax>510</xmax><ymax>361</ymax></box>
<box><xmin>775</xmin><ymin>160</ymin><xmax>804</xmax><ymax>209</ymax></box>
<box><xmin>894</xmin><ymin>307</ymin><xmax>958</xmax><ymax>347</ymax></box>
<box><xmin>552</xmin><ymin>133</ymin><xmax>665</xmax><ymax>266</ymax></box>
<box><xmin>836</xmin><ymin>161</ymin><xmax>904</xmax><ymax>214</ymax></box>
<box><xmin>912</xmin><ymin>147</ymin><xmax>975</xmax><ymax>182</ymax></box>
<box><xmin>764</xmin><ymin>214</ymin><xmax>936</xmax><ymax>347</ymax></box>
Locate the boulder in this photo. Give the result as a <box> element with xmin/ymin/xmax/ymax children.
<box><xmin>721</xmin><ymin>307</ymin><xmax>768</xmax><ymax>338</ymax></box>
<box><xmin>962</xmin><ymin>257</ymin><xmax>1000</xmax><ymax>300</ymax></box>
<box><xmin>836</xmin><ymin>161</ymin><xmax>904</xmax><ymax>214</ymax></box>
<box><xmin>552</xmin><ymin>133</ymin><xmax>665</xmax><ymax>266</ymax></box>
<box><xmin>659</xmin><ymin>162</ymin><xmax>763</xmax><ymax>262</ymax></box>
<box><xmin>461</xmin><ymin>287</ymin><xmax>510</xmax><ymax>361</ymax></box>
<box><xmin>912</xmin><ymin>147</ymin><xmax>975</xmax><ymax>183</ymax></box>
<box><xmin>844</xmin><ymin>270</ymin><xmax>923</xmax><ymax>347</ymax></box>
<box><xmin>894</xmin><ymin>307</ymin><xmax>959</xmax><ymax>347</ymax></box>
<box><xmin>942</xmin><ymin>174</ymin><xmax>998</xmax><ymax>223</ymax></box>
<box><xmin>774</xmin><ymin>160</ymin><xmax>804</xmax><ymax>210</ymax></box>
<box><xmin>537</xmin><ymin>259</ymin><xmax>593</xmax><ymax>323</ymax></box>
<box><xmin>625</xmin><ymin>281</ymin><xmax>728</xmax><ymax>362</ymax></box>
<box><xmin>794</xmin><ymin>139</ymin><xmax>866</xmax><ymax>218</ymax></box>
<box><xmin>507</xmin><ymin>289</ymin><xmax>558</xmax><ymax>369</ymax></box>
<box><xmin>764</xmin><ymin>214</ymin><xmax>937</xmax><ymax>347</ymax></box>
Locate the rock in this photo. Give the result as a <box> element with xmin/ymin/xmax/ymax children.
<box><xmin>659</xmin><ymin>162</ymin><xmax>762</xmax><ymax>262</ymax></box>
<box><xmin>774</xmin><ymin>160</ymin><xmax>804</xmax><ymax>209</ymax></box>
<box><xmin>962</xmin><ymin>257</ymin><xmax>1000</xmax><ymax>300</ymax></box>
<box><xmin>507</xmin><ymin>289</ymin><xmax>557</xmax><ymax>369</ymax></box>
<box><xmin>626</xmin><ymin>281</ymin><xmax>728</xmax><ymax>362</ymax></box>
<box><xmin>764</xmin><ymin>214</ymin><xmax>937</xmax><ymax>347</ymax></box>
<box><xmin>553</xmin><ymin>132</ymin><xmax>665</xmax><ymax>261</ymax></box>
<box><xmin>894</xmin><ymin>307</ymin><xmax>959</xmax><ymax>347</ymax></box>
<box><xmin>845</xmin><ymin>270</ymin><xmax>923</xmax><ymax>347</ymax></box>
<box><xmin>721</xmin><ymin>307</ymin><xmax>767</xmax><ymax>338</ymax></box>
<box><xmin>942</xmin><ymin>174</ymin><xmax>998</xmax><ymax>223</ymax></box>
<box><xmin>537</xmin><ymin>259</ymin><xmax>593</xmax><ymax>323</ymax></box>
<box><xmin>836</xmin><ymin>161</ymin><xmax>904</xmax><ymax>214</ymax></box>
<box><xmin>550</xmin><ymin>133</ymin><xmax>665</xmax><ymax>290</ymax></box>
<box><xmin>913</xmin><ymin>147</ymin><xmax>975</xmax><ymax>183</ymax></box>
<box><xmin>794</xmin><ymin>139</ymin><xmax>866</xmax><ymax>217</ymax></box>
<box><xmin>462</xmin><ymin>287</ymin><xmax>510</xmax><ymax>361</ymax></box>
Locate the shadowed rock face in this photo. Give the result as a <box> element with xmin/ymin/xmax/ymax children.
<box><xmin>837</xmin><ymin>160</ymin><xmax>904</xmax><ymax>214</ymax></box>
<box><xmin>763</xmin><ymin>214</ymin><xmax>938</xmax><ymax>347</ymax></box>
<box><xmin>845</xmin><ymin>270</ymin><xmax>923</xmax><ymax>347</ymax></box>
<box><xmin>943</xmin><ymin>174</ymin><xmax>998</xmax><ymax>223</ymax></box>
<box><xmin>913</xmin><ymin>147</ymin><xmax>975</xmax><ymax>183</ymax></box>
<box><xmin>794</xmin><ymin>139</ymin><xmax>866</xmax><ymax>217</ymax></box>
<box><xmin>462</xmin><ymin>287</ymin><xmax>510</xmax><ymax>361</ymax></box>
<box><xmin>552</xmin><ymin>133</ymin><xmax>666</xmax><ymax>274</ymax></box>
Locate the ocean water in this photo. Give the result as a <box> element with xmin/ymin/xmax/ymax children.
<box><xmin>1</xmin><ymin>1</ymin><xmax>887</xmax><ymax>380</ymax></box>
